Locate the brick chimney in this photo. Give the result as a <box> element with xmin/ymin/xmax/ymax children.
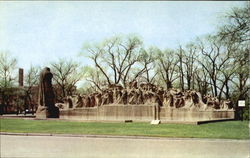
<box><xmin>19</xmin><ymin>68</ymin><xmax>24</xmax><ymax>87</ymax></box>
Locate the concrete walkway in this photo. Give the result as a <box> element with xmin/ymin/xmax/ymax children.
<box><xmin>1</xmin><ymin>134</ymin><xmax>249</xmax><ymax>158</ymax></box>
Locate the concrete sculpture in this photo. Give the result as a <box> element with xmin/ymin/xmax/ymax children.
<box><xmin>36</xmin><ymin>67</ymin><xmax>59</xmax><ymax>118</ymax></box>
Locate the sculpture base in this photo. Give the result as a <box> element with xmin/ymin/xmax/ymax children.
<box><xmin>36</xmin><ymin>106</ymin><xmax>59</xmax><ymax>119</ymax></box>
<box><xmin>59</xmin><ymin>104</ymin><xmax>234</xmax><ymax>122</ymax></box>
<box><xmin>48</xmin><ymin>106</ymin><xmax>59</xmax><ymax>118</ymax></box>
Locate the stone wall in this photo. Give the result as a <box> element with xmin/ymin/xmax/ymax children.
<box><xmin>160</xmin><ymin>108</ymin><xmax>234</xmax><ymax>122</ymax></box>
<box><xmin>59</xmin><ymin>105</ymin><xmax>234</xmax><ymax>122</ymax></box>
<box><xmin>60</xmin><ymin>105</ymin><xmax>154</xmax><ymax>121</ymax></box>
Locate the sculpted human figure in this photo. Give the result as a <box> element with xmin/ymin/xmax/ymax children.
<box><xmin>127</xmin><ymin>80</ymin><xmax>136</xmax><ymax>89</ymax></box>
<box><xmin>113</xmin><ymin>87</ymin><xmax>123</xmax><ymax>104</ymax></box>
<box><xmin>101</xmin><ymin>90</ymin><xmax>109</xmax><ymax>106</ymax></box>
<box><xmin>112</xmin><ymin>87</ymin><xmax>118</xmax><ymax>103</ymax></box>
<box><xmin>76</xmin><ymin>95</ymin><xmax>83</xmax><ymax>108</ymax></box>
<box><xmin>139</xmin><ymin>83</ymin><xmax>147</xmax><ymax>91</ymax></box>
<box><xmin>117</xmin><ymin>89</ymin><xmax>123</xmax><ymax>103</ymax></box>
<box><xmin>72</xmin><ymin>81</ymin><xmax>232</xmax><ymax>111</ymax></box>
<box><xmin>85</xmin><ymin>95</ymin><xmax>91</xmax><ymax>107</ymax></box>
<box><xmin>120</xmin><ymin>89</ymin><xmax>128</xmax><ymax>104</ymax></box>
<box><xmin>90</xmin><ymin>94</ymin><xmax>96</xmax><ymax>107</ymax></box>
<box><xmin>220</xmin><ymin>99</ymin><xmax>233</xmax><ymax>110</ymax></box>
<box><xmin>36</xmin><ymin>67</ymin><xmax>59</xmax><ymax>118</ymax></box>
<box><xmin>213</xmin><ymin>98</ymin><xmax>220</xmax><ymax>109</ymax></box>
<box><xmin>137</xmin><ymin>88</ymin><xmax>144</xmax><ymax>104</ymax></box>
<box><xmin>162</xmin><ymin>91</ymin><xmax>169</xmax><ymax>107</ymax></box>
<box><xmin>94</xmin><ymin>92</ymin><xmax>102</xmax><ymax>106</ymax></box>
<box><xmin>108</xmin><ymin>90</ymin><xmax>113</xmax><ymax>104</ymax></box>
<box><xmin>191</xmin><ymin>91</ymin><xmax>199</xmax><ymax>104</ymax></box>
<box><xmin>80</xmin><ymin>95</ymin><xmax>87</xmax><ymax>107</ymax></box>
<box><xmin>173</xmin><ymin>97</ymin><xmax>184</xmax><ymax>108</ymax></box>
<box><xmin>128</xmin><ymin>89</ymin><xmax>138</xmax><ymax>104</ymax></box>
<box><xmin>131</xmin><ymin>80</ymin><xmax>138</xmax><ymax>89</ymax></box>
<box><xmin>38</xmin><ymin>67</ymin><xmax>54</xmax><ymax>107</ymax></box>
<box><xmin>156</xmin><ymin>87</ymin><xmax>165</xmax><ymax>104</ymax></box>
<box><xmin>143</xmin><ymin>90</ymin><xmax>150</xmax><ymax>104</ymax></box>
<box><xmin>67</xmin><ymin>97</ymin><xmax>73</xmax><ymax>108</ymax></box>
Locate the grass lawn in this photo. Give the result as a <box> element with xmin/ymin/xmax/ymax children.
<box><xmin>0</xmin><ymin>118</ymin><xmax>249</xmax><ymax>139</ymax></box>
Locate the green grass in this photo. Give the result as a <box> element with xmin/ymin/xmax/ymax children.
<box><xmin>0</xmin><ymin>118</ymin><xmax>249</xmax><ymax>139</ymax></box>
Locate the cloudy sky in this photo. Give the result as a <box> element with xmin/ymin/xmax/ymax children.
<box><xmin>0</xmin><ymin>1</ymin><xmax>245</xmax><ymax>71</ymax></box>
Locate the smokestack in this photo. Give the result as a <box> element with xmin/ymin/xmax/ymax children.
<box><xmin>19</xmin><ymin>68</ymin><xmax>23</xmax><ymax>87</ymax></box>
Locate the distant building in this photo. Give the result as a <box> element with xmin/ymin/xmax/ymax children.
<box><xmin>0</xmin><ymin>84</ymin><xmax>76</xmax><ymax>114</ymax></box>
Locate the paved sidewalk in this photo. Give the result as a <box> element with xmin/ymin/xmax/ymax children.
<box><xmin>1</xmin><ymin>134</ymin><xmax>249</xmax><ymax>158</ymax></box>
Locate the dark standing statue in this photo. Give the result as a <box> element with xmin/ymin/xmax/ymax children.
<box><xmin>36</xmin><ymin>67</ymin><xmax>59</xmax><ymax>118</ymax></box>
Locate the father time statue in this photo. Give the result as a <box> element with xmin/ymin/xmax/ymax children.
<box><xmin>36</xmin><ymin>67</ymin><xmax>59</xmax><ymax>119</ymax></box>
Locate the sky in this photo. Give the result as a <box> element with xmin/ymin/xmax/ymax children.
<box><xmin>0</xmin><ymin>1</ymin><xmax>246</xmax><ymax>72</ymax></box>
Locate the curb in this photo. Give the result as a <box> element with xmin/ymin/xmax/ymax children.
<box><xmin>0</xmin><ymin>116</ymin><xmax>237</xmax><ymax>125</ymax></box>
<box><xmin>0</xmin><ymin>132</ymin><xmax>249</xmax><ymax>142</ymax></box>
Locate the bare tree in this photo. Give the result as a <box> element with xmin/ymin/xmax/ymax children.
<box><xmin>194</xmin><ymin>68</ymin><xmax>210</xmax><ymax>97</ymax></box>
<box><xmin>0</xmin><ymin>52</ymin><xmax>17</xmax><ymax>113</ymax></box>
<box><xmin>50</xmin><ymin>58</ymin><xmax>82</xmax><ymax>100</ymax></box>
<box><xmin>218</xmin><ymin>4</ymin><xmax>250</xmax><ymax>44</ymax></box>
<box><xmin>217</xmin><ymin>61</ymin><xmax>235</xmax><ymax>100</ymax></box>
<box><xmin>82</xmin><ymin>35</ymin><xmax>143</xmax><ymax>87</ymax></box>
<box><xmin>196</xmin><ymin>36</ymin><xmax>232</xmax><ymax>98</ymax></box>
<box><xmin>230</xmin><ymin>47</ymin><xmax>249</xmax><ymax>100</ymax></box>
<box><xmin>156</xmin><ymin>49</ymin><xmax>179</xmax><ymax>89</ymax></box>
<box><xmin>182</xmin><ymin>43</ymin><xmax>198</xmax><ymax>90</ymax></box>
<box><xmin>133</xmin><ymin>47</ymin><xmax>158</xmax><ymax>83</ymax></box>
<box><xmin>24</xmin><ymin>66</ymin><xmax>40</xmax><ymax>112</ymax></box>
<box><xmin>82</xmin><ymin>65</ymin><xmax>107</xmax><ymax>91</ymax></box>
<box><xmin>218</xmin><ymin>4</ymin><xmax>250</xmax><ymax>101</ymax></box>
<box><xmin>177</xmin><ymin>46</ymin><xmax>185</xmax><ymax>91</ymax></box>
<box><xmin>24</xmin><ymin>66</ymin><xmax>40</xmax><ymax>92</ymax></box>
<box><xmin>0</xmin><ymin>52</ymin><xmax>17</xmax><ymax>89</ymax></box>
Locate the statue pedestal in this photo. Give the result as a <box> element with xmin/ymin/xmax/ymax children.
<box><xmin>36</xmin><ymin>106</ymin><xmax>59</xmax><ymax>119</ymax></box>
<box><xmin>48</xmin><ymin>106</ymin><xmax>59</xmax><ymax>118</ymax></box>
